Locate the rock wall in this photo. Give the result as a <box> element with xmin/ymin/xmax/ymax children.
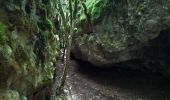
<box><xmin>72</xmin><ymin>0</ymin><xmax>170</xmax><ymax>76</ymax></box>
<box><xmin>0</xmin><ymin>0</ymin><xmax>58</xmax><ymax>99</ymax></box>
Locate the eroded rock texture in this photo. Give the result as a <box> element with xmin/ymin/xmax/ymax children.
<box><xmin>72</xmin><ymin>0</ymin><xmax>170</xmax><ymax>76</ymax></box>
<box><xmin>0</xmin><ymin>0</ymin><xmax>58</xmax><ymax>99</ymax></box>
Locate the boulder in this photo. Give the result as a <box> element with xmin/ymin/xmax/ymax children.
<box><xmin>72</xmin><ymin>0</ymin><xmax>170</xmax><ymax>76</ymax></box>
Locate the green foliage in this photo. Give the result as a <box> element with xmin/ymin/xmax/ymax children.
<box><xmin>73</xmin><ymin>0</ymin><xmax>78</xmax><ymax>19</ymax></box>
<box><xmin>50</xmin><ymin>0</ymin><xmax>80</xmax><ymax>97</ymax></box>
<box><xmin>82</xmin><ymin>3</ymin><xmax>88</xmax><ymax>16</ymax></box>
<box><xmin>80</xmin><ymin>0</ymin><xmax>109</xmax><ymax>24</ymax></box>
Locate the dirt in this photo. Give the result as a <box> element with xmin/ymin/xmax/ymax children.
<box><xmin>56</xmin><ymin>58</ymin><xmax>170</xmax><ymax>100</ymax></box>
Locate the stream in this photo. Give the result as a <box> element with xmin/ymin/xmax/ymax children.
<box><xmin>55</xmin><ymin>58</ymin><xmax>170</xmax><ymax>100</ymax></box>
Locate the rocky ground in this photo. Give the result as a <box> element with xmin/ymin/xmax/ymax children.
<box><xmin>56</xmin><ymin>59</ymin><xmax>170</xmax><ymax>100</ymax></box>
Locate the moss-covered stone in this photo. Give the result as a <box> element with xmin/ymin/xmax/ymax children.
<box><xmin>72</xmin><ymin>0</ymin><xmax>170</xmax><ymax>76</ymax></box>
<box><xmin>0</xmin><ymin>89</ymin><xmax>20</xmax><ymax>100</ymax></box>
<box><xmin>0</xmin><ymin>0</ymin><xmax>58</xmax><ymax>99</ymax></box>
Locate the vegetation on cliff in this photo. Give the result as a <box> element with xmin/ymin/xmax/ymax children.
<box><xmin>0</xmin><ymin>0</ymin><xmax>170</xmax><ymax>100</ymax></box>
<box><xmin>0</xmin><ymin>0</ymin><xmax>58</xmax><ymax>99</ymax></box>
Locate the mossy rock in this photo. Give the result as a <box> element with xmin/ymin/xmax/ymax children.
<box><xmin>0</xmin><ymin>89</ymin><xmax>20</xmax><ymax>100</ymax></box>
<box><xmin>72</xmin><ymin>0</ymin><xmax>170</xmax><ymax>77</ymax></box>
<box><xmin>0</xmin><ymin>0</ymin><xmax>58</xmax><ymax>99</ymax></box>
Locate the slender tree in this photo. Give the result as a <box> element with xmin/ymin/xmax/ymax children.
<box><xmin>51</xmin><ymin>0</ymin><xmax>79</xmax><ymax>99</ymax></box>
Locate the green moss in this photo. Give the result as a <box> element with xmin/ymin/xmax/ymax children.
<box><xmin>0</xmin><ymin>45</ymin><xmax>12</xmax><ymax>63</ymax></box>
<box><xmin>37</xmin><ymin>6</ymin><xmax>54</xmax><ymax>32</ymax></box>
<box><xmin>0</xmin><ymin>0</ymin><xmax>58</xmax><ymax>99</ymax></box>
<box><xmin>90</xmin><ymin>0</ymin><xmax>107</xmax><ymax>23</ymax></box>
<box><xmin>0</xmin><ymin>22</ymin><xmax>7</xmax><ymax>44</ymax></box>
<box><xmin>80</xmin><ymin>0</ymin><xmax>109</xmax><ymax>24</ymax></box>
<box><xmin>0</xmin><ymin>89</ymin><xmax>20</xmax><ymax>100</ymax></box>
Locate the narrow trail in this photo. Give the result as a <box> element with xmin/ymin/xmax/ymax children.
<box><xmin>56</xmin><ymin>55</ymin><xmax>170</xmax><ymax>100</ymax></box>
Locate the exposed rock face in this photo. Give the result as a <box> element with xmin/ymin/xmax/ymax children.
<box><xmin>0</xmin><ymin>0</ymin><xmax>58</xmax><ymax>99</ymax></box>
<box><xmin>72</xmin><ymin>0</ymin><xmax>170</xmax><ymax>75</ymax></box>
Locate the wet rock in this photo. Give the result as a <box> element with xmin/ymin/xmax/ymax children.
<box><xmin>72</xmin><ymin>0</ymin><xmax>170</xmax><ymax>76</ymax></box>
